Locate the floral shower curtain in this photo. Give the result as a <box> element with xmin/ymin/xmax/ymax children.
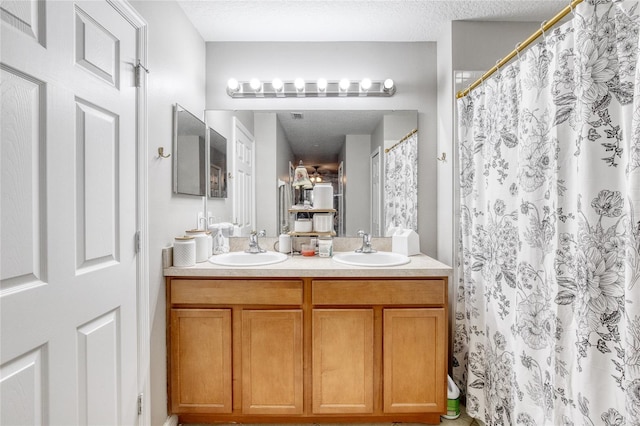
<box><xmin>384</xmin><ymin>131</ymin><xmax>418</xmax><ymax>233</ymax></box>
<box><xmin>454</xmin><ymin>1</ymin><xmax>640</xmax><ymax>424</ymax></box>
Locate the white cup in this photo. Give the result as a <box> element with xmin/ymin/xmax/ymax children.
<box><xmin>275</xmin><ymin>234</ymin><xmax>292</xmax><ymax>253</ymax></box>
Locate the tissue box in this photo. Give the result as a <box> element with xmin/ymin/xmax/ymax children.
<box><xmin>392</xmin><ymin>229</ymin><xmax>420</xmax><ymax>256</ymax></box>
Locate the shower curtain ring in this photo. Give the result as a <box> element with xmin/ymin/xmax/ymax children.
<box><xmin>569</xmin><ymin>0</ymin><xmax>575</xmax><ymax>16</ymax></box>
<box><xmin>540</xmin><ymin>20</ymin><xmax>548</xmax><ymax>41</ymax></box>
<box><xmin>515</xmin><ymin>42</ymin><xmax>522</xmax><ymax>62</ymax></box>
<box><xmin>495</xmin><ymin>59</ymin><xmax>502</xmax><ymax>76</ymax></box>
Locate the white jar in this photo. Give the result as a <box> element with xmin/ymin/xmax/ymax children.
<box><xmin>313</xmin><ymin>183</ymin><xmax>333</xmax><ymax>209</ymax></box>
<box><xmin>318</xmin><ymin>237</ymin><xmax>333</xmax><ymax>257</ymax></box>
<box><xmin>185</xmin><ymin>229</ymin><xmax>208</xmax><ymax>262</ymax></box>
<box><xmin>294</xmin><ymin>218</ymin><xmax>312</xmax><ymax>233</ymax></box>
<box><xmin>313</xmin><ymin>213</ymin><xmax>333</xmax><ymax>233</ymax></box>
<box><xmin>173</xmin><ymin>236</ymin><xmax>196</xmax><ymax>267</ymax></box>
<box><xmin>277</xmin><ymin>234</ymin><xmax>292</xmax><ymax>253</ymax></box>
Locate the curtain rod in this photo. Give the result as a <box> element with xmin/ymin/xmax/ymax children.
<box><xmin>456</xmin><ymin>0</ymin><xmax>583</xmax><ymax>99</ymax></box>
<box><xmin>385</xmin><ymin>128</ymin><xmax>418</xmax><ymax>153</ymax></box>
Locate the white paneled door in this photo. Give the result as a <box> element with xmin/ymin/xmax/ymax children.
<box><xmin>232</xmin><ymin>118</ymin><xmax>255</xmax><ymax>236</ymax></box>
<box><xmin>1</xmin><ymin>1</ymin><xmax>142</xmax><ymax>425</ymax></box>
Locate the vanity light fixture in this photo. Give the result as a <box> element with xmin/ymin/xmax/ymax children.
<box><xmin>272</xmin><ymin>78</ymin><xmax>284</xmax><ymax>97</ymax></box>
<box><xmin>250</xmin><ymin>78</ymin><xmax>263</xmax><ymax>97</ymax></box>
<box><xmin>338</xmin><ymin>78</ymin><xmax>350</xmax><ymax>97</ymax></box>
<box><xmin>317</xmin><ymin>78</ymin><xmax>327</xmax><ymax>97</ymax></box>
<box><xmin>227</xmin><ymin>78</ymin><xmax>241</xmax><ymax>94</ymax></box>
<box><xmin>360</xmin><ymin>78</ymin><xmax>372</xmax><ymax>97</ymax></box>
<box><xmin>272</xmin><ymin>78</ymin><xmax>284</xmax><ymax>91</ymax></box>
<box><xmin>383</xmin><ymin>78</ymin><xmax>395</xmax><ymax>94</ymax></box>
<box><xmin>225</xmin><ymin>78</ymin><xmax>396</xmax><ymax>98</ymax></box>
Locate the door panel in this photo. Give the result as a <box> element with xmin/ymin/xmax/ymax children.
<box><xmin>383</xmin><ymin>308</ymin><xmax>446</xmax><ymax>413</ymax></box>
<box><xmin>170</xmin><ymin>309</ymin><xmax>232</xmax><ymax>413</ymax></box>
<box><xmin>1</xmin><ymin>2</ymin><xmax>140</xmax><ymax>424</ymax></box>
<box><xmin>312</xmin><ymin>309</ymin><xmax>374</xmax><ymax>414</ymax></box>
<box><xmin>242</xmin><ymin>310</ymin><xmax>303</xmax><ymax>415</ymax></box>
<box><xmin>232</xmin><ymin>118</ymin><xmax>255</xmax><ymax>236</ymax></box>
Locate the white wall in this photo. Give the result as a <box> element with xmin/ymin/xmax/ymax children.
<box><xmin>452</xmin><ymin>21</ymin><xmax>541</xmax><ymax>71</ymax></box>
<box><xmin>129</xmin><ymin>2</ymin><xmax>206</xmax><ymax>425</ymax></box>
<box><xmin>344</xmin><ymin>134</ymin><xmax>372</xmax><ymax>235</ymax></box>
<box><xmin>205</xmin><ymin>42</ymin><xmax>438</xmax><ymax>256</ymax></box>
<box><xmin>384</xmin><ymin>111</ymin><xmax>418</xmax><ymax>147</ymax></box>
<box><xmin>254</xmin><ymin>113</ymin><xmax>279</xmax><ymax>234</ymax></box>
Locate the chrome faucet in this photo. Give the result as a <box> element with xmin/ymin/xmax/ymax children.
<box><xmin>246</xmin><ymin>230</ymin><xmax>266</xmax><ymax>253</ymax></box>
<box><xmin>355</xmin><ymin>230</ymin><xmax>377</xmax><ymax>253</ymax></box>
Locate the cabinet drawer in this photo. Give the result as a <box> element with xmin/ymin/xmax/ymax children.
<box><xmin>312</xmin><ymin>279</ymin><xmax>445</xmax><ymax>306</ymax></box>
<box><xmin>171</xmin><ymin>279</ymin><xmax>303</xmax><ymax>305</ymax></box>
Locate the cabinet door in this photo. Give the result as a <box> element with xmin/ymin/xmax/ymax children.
<box><xmin>170</xmin><ymin>309</ymin><xmax>232</xmax><ymax>413</ymax></box>
<box><xmin>312</xmin><ymin>309</ymin><xmax>374</xmax><ymax>414</ymax></box>
<box><xmin>242</xmin><ymin>310</ymin><xmax>303</xmax><ymax>414</ymax></box>
<box><xmin>383</xmin><ymin>308</ymin><xmax>446</xmax><ymax>413</ymax></box>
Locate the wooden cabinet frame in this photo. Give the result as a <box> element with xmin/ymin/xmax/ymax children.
<box><xmin>166</xmin><ymin>276</ymin><xmax>448</xmax><ymax>425</ymax></box>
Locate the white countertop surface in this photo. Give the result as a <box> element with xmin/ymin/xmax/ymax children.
<box><xmin>164</xmin><ymin>251</ymin><xmax>452</xmax><ymax>278</ymax></box>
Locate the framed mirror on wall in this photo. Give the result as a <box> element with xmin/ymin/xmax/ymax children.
<box><xmin>173</xmin><ymin>104</ymin><xmax>206</xmax><ymax>196</ymax></box>
<box><xmin>208</xmin><ymin>127</ymin><xmax>227</xmax><ymax>198</ymax></box>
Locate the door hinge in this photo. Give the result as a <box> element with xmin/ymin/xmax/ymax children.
<box><xmin>137</xmin><ymin>393</ymin><xmax>143</xmax><ymax>416</ymax></box>
<box><xmin>135</xmin><ymin>230</ymin><xmax>141</xmax><ymax>253</ymax></box>
<box><xmin>135</xmin><ymin>60</ymin><xmax>149</xmax><ymax>88</ymax></box>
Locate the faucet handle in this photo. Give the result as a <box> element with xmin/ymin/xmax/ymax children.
<box><xmin>257</xmin><ymin>229</ymin><xmax>266</xmax><ymax>237</ymax></box>
<box><xmin>357</xmin><ymin>229</ymin><xmax>365</xmax><ymax>237</ymax></box>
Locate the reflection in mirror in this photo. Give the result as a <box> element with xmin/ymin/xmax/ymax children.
<box><xmin>208</xmin><ymin>127</ymin><xmax>227</xmax><ymax>198</ymax></box>
<box><xmin>173</xmin><ymin>104</ymin><xmax>206</xmax><ymax>196</ymax></box>
<box><xmin>205</xmin><ymin>110</ymin><xmax>418</xmax><ymax>237</ymax></box>
<box><xmin>273</xmin><ymin>110</ymin><xmax>418</xmax><ymax>237</ymax></box>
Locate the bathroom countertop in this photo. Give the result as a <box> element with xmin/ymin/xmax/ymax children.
<box><xmin>163</xmin><ymin>251</ymin><xmax>452</xmax><ymax>278</ymax></box>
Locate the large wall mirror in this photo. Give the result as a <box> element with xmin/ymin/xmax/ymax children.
<box><xmin>206</xmin><ymin>109</ymin><xmax>418</xmax><ymax>237</ymax></box>
<box><xmin>173</xmin><ymin>104</ymin><xmax>206</xmax><ymax>196</ymax></box>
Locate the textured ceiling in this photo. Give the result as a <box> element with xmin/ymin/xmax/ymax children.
<box><xmin>177</xmin><ymin>0</ymin><xmax>569</xmax><ymax>42</ymax></box>
<box><xmin>275</xmin><ymin>110</ymin><xmax>389</xmax><ymax>167</ymax></box>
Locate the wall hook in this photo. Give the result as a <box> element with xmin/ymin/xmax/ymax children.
<box><xmin>158</xmin><ymin>147</ymin><xmax>171</xmax><ymax>158</ymax></box>
<box><xmin>437</xmin><ymin>152</ymin><xmax>447</xmax><ymax>162</ymax></box>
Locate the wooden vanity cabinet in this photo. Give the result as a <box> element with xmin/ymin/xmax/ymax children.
<box><xmin>167</xmin><ymin>276</ymin><xmax>447</xmax><ymax>424</ymax></box>
<box><xmin>311</xmin><ymin>279</ymin><xmax>447</xmax><ymax>420</ymax></box>
<box><xmin>167</xmin><ymin>278</ymin><xmax>304</xmax><ymax>418</ymax></box>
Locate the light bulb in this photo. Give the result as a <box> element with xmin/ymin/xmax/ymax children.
<box><xmin>272</xmin><ymin>78</ymin><xmax>283</xmax><ymax>91</ymax></box>
<box><xmin>317</xmin><ymin>78</ymin><xmax>327</xmax><ymax>91</ymax></box>
<box><xmin>294</xmin><ymin>78</ymin><xmax>305</xmax><ymax>91</ymax></box>
<box><xmin>227</xmin><ymin>78</ymin><xmax>239</xmax><ymax>92</ymax></box>
<box><xmin>250</xmin><ymin>78</ymin><xmax>262</xmax><ymax>91</ymax></box>
<box><xmin>360</xmin><ymin>78</ymin><xmax>372</xmax><ymax>91</ymax></box>
<box><xmin>383</xmin><ymin>79</ymin><xmax>394</xmax><ymax>90</ymax></box>
<box><xmin>339</xmin><ymin>78</ymin><xmax>350</xmax><ymax>91</ymax></box>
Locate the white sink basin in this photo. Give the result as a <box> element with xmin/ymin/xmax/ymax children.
<box><xmin>208</xmin><ymin>251</ymin><xmax>288</xmax><ymax>267</ymax></box>
<box><xmin>332</xmin><ymin>251</ymin><xmax>410</xmax><ymax>267</ymax></box>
